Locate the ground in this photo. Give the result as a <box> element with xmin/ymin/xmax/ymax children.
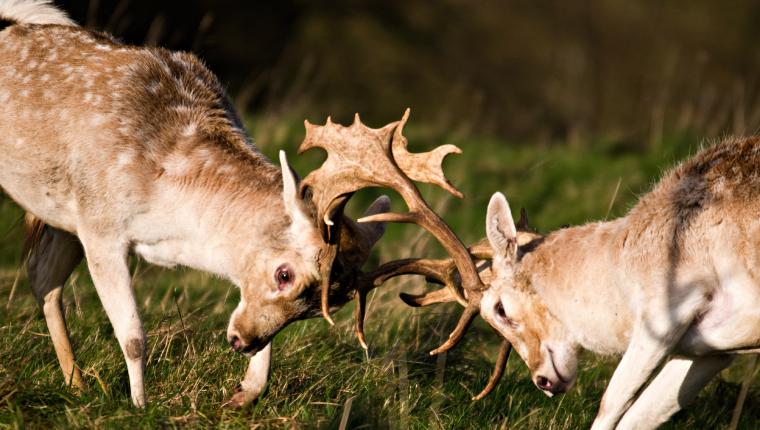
<box><xmin>0</xmin><ymin>125</ymin><xmax>757</xmax><ymax>428</ymax></box>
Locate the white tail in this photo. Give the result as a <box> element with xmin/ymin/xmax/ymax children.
<box><xmin>0</xmin><ymin>0</ymin><xmax>76</xmax><ymax>26</ymax></box>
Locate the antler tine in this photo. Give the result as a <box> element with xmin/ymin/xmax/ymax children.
<box><xmin>362</xmin><ymin>258</ymin><xmax>467</xmax><ymax>304</ymax></box>
<box><xmin>356</xmin><ymin>109</ymin><xmax>484</xmax><ymax>299</ymax></box>
<box><xmin>468</xmin><ymin>239</ymin><xmax>493</xmax><ymax>260</ymax></box>
<box><xmin>318</xmin><ymin>244</ymin><xmax>338</xmax><ymax>326</ymax></box>
<box><xmin>472</xmin><ymin>340</ymin><xmax>512</xmax><ymax>401</ymax></box>
<box><xmin>399</xmin><ymin>288</ymin><xmax>458</xmax><ymax>307</ymax></box>
<box><xmin>516</xmin><ymin>207</ymin><xmax>530</xmax><ymax>231</ymax></box>
<box><xmin>316</xmin><ymin>196</ymin><xmax>350</xmax><ymax>325</ymax></box>
<box><xmin>354</xmin><ymin>289</ymin><xmax>368</xmax><ymax>350</ymax></box>
<box><xmin>429</xmin><ymin>304</ymin><xmax>480</xmax><ymax>355</ymax></box>
<box><xmin>351</xmin><ymin>257</ymin><xmax>466</xmax><ymax>350</ymax></box>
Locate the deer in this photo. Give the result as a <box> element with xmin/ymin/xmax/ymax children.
<box><xmin>0</xmin><ymin>0</ymin><xmax>406</xmax><ymax>408</ymax></box>
<box><xmin>369</xmin><ymin>135</ymin><xmax>760</xmax><ymax>428</ymax></box>
<box><xmin>1</xmin><ymin>1</ymin><xmax>510</xmax><ymax>409</ymax></box>
<box><xmin>466</xmin><ymin>136</ymin><xmax>760</xmax><ymax>429</ymax></box>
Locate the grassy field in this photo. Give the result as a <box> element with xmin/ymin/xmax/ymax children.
<box><xmin>0</xmin><ymin>124</ymin><xmax>758</xmax><ymax>429</ymax></box>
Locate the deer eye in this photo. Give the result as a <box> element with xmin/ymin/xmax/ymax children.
<box><xmin>275</xmin><ymin>264</ymin><xmax>294</xmax><ymax>289</ymax></box>
<box><xmin>495</xmin><ymin>301</ymin><xmax>518</xmax><ymax>328</ymax></box>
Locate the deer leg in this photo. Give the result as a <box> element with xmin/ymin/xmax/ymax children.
<box><xmin>590</xmin><ymin>282</ymin><xmax>710</xmax><ymax>430</ymax></box>
<box><xmin>79</xmin><ymin>234</ymin><xmax>146</xmax><ymax>407</ymax></box>
<box><xmin>223</xmin><ymin>342</ymin><xmax>272</xmax><ymax>408</ymax></box>
<box><xmin>591</xmin><ymin>309</ymin><xmax>704</xmax><ymax>430</ymax></box>
<box><xmin>28</xmin><ymin>226</ymin><xmax>85</xmax><ymax>391</ymax></box>
<box><xmin>591</xmin><ymin>333</ymin><xmax>672</xmax><ymax>430</ymax></box>
<box><xmin>616</xmin><ymin>354</ymin><xmax>733</xmax><ymax>430</ymax></box>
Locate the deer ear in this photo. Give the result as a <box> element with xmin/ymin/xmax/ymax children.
<box><xmin>486</xmin><ymin>192</ymin><xmax>518</xmax><ymax>264</ymax></box>
<box><xmin>358</xmin><ymin>195</ymin><xmax>390</xmax><ymax>246</ymax></box>
<box><xmin>337</xmin><ymin>195</ymin><xmax>391</xmax><ymax>267</ymax></box>
<box><xmin>279</xmin><ymin>151</ymin><xmax>312</xmax><ymax>230</ymax></box>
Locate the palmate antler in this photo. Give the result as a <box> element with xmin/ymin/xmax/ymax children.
<box><xmin>297</xmin><ymin>109</ymin><xmax>516</xmax><ymax>399</ymax></box>
<box><xmin>299</xmin><ymin>109</ymin><xmax>481</xmax><ymax>331</ymax></box>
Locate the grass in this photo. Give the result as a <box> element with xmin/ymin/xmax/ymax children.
<box><xmin>0</xmin><ymin>125</ymin><xmax>758</xmax><ymax>429</ymax></box>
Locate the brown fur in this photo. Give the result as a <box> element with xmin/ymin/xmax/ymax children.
<box><xmin>23</xmin><ymin>212</ymin><xmax>46</xmax><ymax>260</ymax></box>
<box><xmin>125</xmin><ymin>338</ymin><xmax>144</xmax><ymax>360</ymax></box>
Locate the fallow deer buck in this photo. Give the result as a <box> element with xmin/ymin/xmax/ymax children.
<box><xmin>389</xmin><ymin>136</ymin><xmax>760</xmax><ymax>428</ymax></box>
<box><xmin>1</xmin><ymin>1</ymin><xmax>504</xmax><ymax>409</ymax></box>
<box><xmin>0</xmin><ymin>0</ymin><xmax>403</xmax><ymax>408</ymax></box>
<box><xmin>470</xmin><ymin>137</ymin><xmax>760</xmax><ymax>429</ymax></box>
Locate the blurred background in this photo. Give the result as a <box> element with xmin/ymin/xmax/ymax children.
<box><xmin>58</xmin><ymin>0</ymin><xmax>760</xmax><ymax>146</ymax></box>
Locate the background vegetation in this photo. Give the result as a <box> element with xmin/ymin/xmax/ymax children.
<box><xmin>2</xmin><ymin>1</ymin><xmax>760</xmax><ymax>428</ymax></box>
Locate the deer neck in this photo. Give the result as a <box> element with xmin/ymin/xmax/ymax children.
<box><xmin>130</xmin><ymin>142</ymin><xmax>289</xmax><ymax>286</ymax></box>
<box><xmin>521</xmin><ymin>218</ymin><xmax>637</xmax><ymax>355</ymax></box>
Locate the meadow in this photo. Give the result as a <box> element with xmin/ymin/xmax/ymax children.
<box><xmin>0</xmin><ymin>120</ymin><xmax>757</xmax><ymax>429</ymax></box>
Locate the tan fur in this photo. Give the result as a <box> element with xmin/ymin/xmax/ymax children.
<box><xmin>481</xmin><ymin>136</ymin><xmax>760</xmax><ymax>429</ymax></box>
<box><xmin>0</xmin><ymin>3</ymin><xmax>385</xmax><ymax>408</ymax></box>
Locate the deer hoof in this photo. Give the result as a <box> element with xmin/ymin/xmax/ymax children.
<box><xmin>222</xmin><ymin>389</ymin><xmax>255</xmax><ymax>409</ymax></box>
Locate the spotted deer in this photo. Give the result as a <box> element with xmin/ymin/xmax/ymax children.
<box><xmin>469</xmin><ymin>137</ymin><xmax>760</xmax><ymax>429</ymax></box>
<box><xmin>0</xmin><ymin>0</ymin><xmax>401</xmax><ymax>408</ymax></box>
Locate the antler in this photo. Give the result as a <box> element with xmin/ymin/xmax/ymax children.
<box><xmin>298</xmin><ymin>109</ymin><xmax>519</xmax><ymax>399</ymax></box>
<box><xmin>298</xmin><ymin>109</ymin><xmax>484</xmax><ymax>332</ymax></box>
<box><xmin>356</xmin><ymin>239</ymin><xmax>512</xmax><ymax>400</ymax></box>
<box><xmin>473</xmin><ymin>340</ymin><xmax>512</xmax><ymax>400</ymax></box>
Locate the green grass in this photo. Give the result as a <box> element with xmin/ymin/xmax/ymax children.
<box><xmin>1</xmin><ymin>128</ymin><xmax>758</xmax><ymax>428</ymax></box>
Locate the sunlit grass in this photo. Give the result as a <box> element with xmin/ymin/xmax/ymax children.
<box><xmin>0</xmin><ymin>128</ymin><xmax>757</xmax><ymax>428</ymax></box>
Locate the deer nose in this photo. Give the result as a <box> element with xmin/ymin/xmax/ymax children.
<box><xmin>536</xmin><ymin>375</ymin><xmax>553</xmax><ymax>390</ymax></box>
<box><xmin>228</xmin><ymin>335</ymin><xmax>243</xmax><ymax>352</ymax></box>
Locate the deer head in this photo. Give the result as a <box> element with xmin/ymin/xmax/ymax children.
<box><xmin>225</xmin><ymin>151</ymin><xmax>389</xmax><ymax>356</ymax></box>
<box><xmin>479</xmin><ymin>192</ymin><xmax>578</xmax><ymax>397</ymax></box>
<box><xmin>391</xmin><ymin>194</ymin><xmax>548</xmax><ymax>400</ymax></box>
<box><xmin>226</xmin><ymin>108</ymin><xmax>472</xmax><ymax>356</ymax></box>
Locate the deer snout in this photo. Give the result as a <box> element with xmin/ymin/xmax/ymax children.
<box><xmin>226</xmin><ymin>330</ymin><xmax>267</xmax><ymax>356</ymax></box>
<box><xmin>536</xmin><ymin>375</ymin><xmax>552</xmax><ymax>390</ymax></box>
<box><xmin>228</xmin><ymin>334</ymin><xmax>243</xmax><ymax>352</ymax></box>
<box><xmin>534</xmin><ymin>374</ymin><xmax>557</xmax><ymax>396</ymax></box>
<box><xmin>533</xmin><ymin>374</ymin><xmax>569</xmax><ymax>397</ymax></box>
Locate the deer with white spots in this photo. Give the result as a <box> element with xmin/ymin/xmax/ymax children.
<box><xmin>0</xmin><ymin>1</ymin><xmax>401</xmax><ymax>408</ymax></box>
